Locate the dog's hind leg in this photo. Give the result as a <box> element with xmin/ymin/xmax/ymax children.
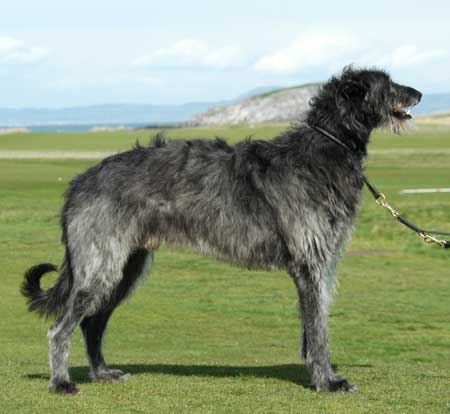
<box><xmin>80</xmin><ymin>309</ymin><xmax>122</xmax><ymax>382</ymax></box>
<box><xmin>80</xmin><ymin>249</ymin><xmax>153</xmax><ymax>382</ymax></box>
<box><xmin>290</xmin><ymin>261</ymin><xmax>356</xmax><ymax>393</ymax></box>
<box><xmin>47</xmin><ymin>290</ymin><xmax>91</xmax><ymax>394</ymax></box>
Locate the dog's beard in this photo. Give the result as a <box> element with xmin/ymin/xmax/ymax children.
<box><xmin>385</xmin><ymin>105</ymin><xmax>416</xmax><ymax>134</ymax></box>
<box><xmin>386</xmin><ymin>115</ymin><xmax>415</xmax><ymax>134</ymax></box>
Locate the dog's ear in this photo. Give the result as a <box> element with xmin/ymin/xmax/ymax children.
<box><xmin>335</xmin><ymin>80</ymin><xmax>368</xmax><ymax>108</ymax></box>
<box><xmin>335</xmin><ymin>80</ymin><xmax>369</xmax><ymax>132</ymax></box>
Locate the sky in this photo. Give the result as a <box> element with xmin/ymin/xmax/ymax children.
<box><xmin>1</xmin><ymin>0</ymin><xmax>450</xmax><ymax>107</ymax></box>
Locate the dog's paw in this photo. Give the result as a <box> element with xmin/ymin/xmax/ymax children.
<box><xmin>93</xmin><ymin>369</ymin><xmax>130</xmax><ymax>383</ymax></box>
<box><xmin>316</xmin><ymin>377</ymin><xmax>357</xmax><ymax>393</ymax></box>
<box><xmin>49</xmin><ymin>380</ymin><xmax>80</xmax><ymax>394</ymax></box>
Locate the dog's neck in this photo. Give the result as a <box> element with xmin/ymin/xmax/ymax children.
<box><xmin>305</xmin><ymin>110</ymin><xmax>371</xmax><ymax>158</ymax></box>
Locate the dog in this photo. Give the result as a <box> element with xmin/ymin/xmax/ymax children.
<box><xmin>22</xmin><ymin>66</ymin><xmax>422</xmax><ymax>393</ymax></box>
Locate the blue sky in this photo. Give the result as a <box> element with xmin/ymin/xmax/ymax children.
<box><xmin>1</xmin><ymin>0</ymin><xmax>449</xmax><ymax>107</ymax></box>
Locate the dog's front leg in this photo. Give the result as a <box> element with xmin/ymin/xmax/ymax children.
<box><xmin>290</xmin><ymin>263</ymin><xmax>357</xmax><ymax>392</ymax></box>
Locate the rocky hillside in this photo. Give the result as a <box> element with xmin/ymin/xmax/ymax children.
<box><xmin>186</xmin><ymin>83</ymin><xmax>321</xmax><ymax>126</ymax></box>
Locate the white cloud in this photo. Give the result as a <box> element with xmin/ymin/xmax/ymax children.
<box><xmin>254</xmin><ymin>32</ymin><xmax>360</xmax><ymax>74</ymax></box>
<box><xmin>101</xmin><ymin>73</ymin><xmax>163</xmax><ymax>87</ymax></box>
<box><xmin>138</xmin><ymin>75</ymin><xmax>163</xmax><ymax>87</ymax></box>
<box><xmin>0</xmin><ymin>36</ymin><xmax>48</xmax><ymax>64</ymax></box>
<box><xmin>389</xmin><ymin>45</ymin><xmax>446</xmax><ymax>69</ymax></box>
<box><xmin>355</xmin><ymin>44</ymin><xmax>447</xmax><ymax>71</ymax></box>
<box><xmin>253</xmin><ymin>31</ymin><xmax>448</xmax><ymax>77</ymax></box>
<box><xmin>50</xmin><ymin>73</ymin><xmax>162</xmax><ymax>90</ymax></box>
<box><xmin>133</xmin><ymin>38</ymin><xmax>246</xmax><ymax>69</ymax></box>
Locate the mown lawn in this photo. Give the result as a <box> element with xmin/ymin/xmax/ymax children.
<box><xmin>0</xmin><ymin>125</ymin><xmax>449</xmax><ymax>413</ymax></box>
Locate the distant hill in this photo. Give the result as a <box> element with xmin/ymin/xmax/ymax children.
<box><xmin>186</xmin><ymin>83</ymin><xmax>321</xmax><ymax>126</ymax></box>
<box><xmin>0</xmin><ymin>102</ymin><xmax>220</xmax><ymax>128</ymax></box>
<box><xmin>1</xmin><ymin>88</ymin><xmax>450</xmax><ymax>130</ymax></box>
<box><xmin>187</xmin><ymin>86</ymin><xmax>450</xmax><ymax>126</ymax></box>
<box><xmin>234</xmin><ymin>85</ymin><xmax>282</xmax><ymax>101</ymax></box>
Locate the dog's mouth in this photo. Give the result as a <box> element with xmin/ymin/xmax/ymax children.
<box><xmin>392</xmin><ymin>105</ymin><xmax>414</xmax><ymax>120</ymax></box>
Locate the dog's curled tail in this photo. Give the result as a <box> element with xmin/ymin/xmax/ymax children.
<box><xmin>21</xmin><ymin>255</ymin><xmax>73</xmax><ymax>318</ymax></box>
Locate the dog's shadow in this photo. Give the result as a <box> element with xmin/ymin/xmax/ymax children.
<box><xmin>26</xmin><ymin>363</ymin><xmax>373</xmax><ymax>388</ymax></box>
<box><xmin>26</xmin><ymin>363</ymin><xmax>315</xmax><ymax>387</ymax></box>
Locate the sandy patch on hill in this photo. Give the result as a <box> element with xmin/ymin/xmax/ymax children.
<box><xmin>0</xmin><ymin>128</ymin><xmax>30</xmax><ymax>135</ymax></box>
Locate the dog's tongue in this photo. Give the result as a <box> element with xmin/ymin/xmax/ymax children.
<box><xmin>403</xmin><ymin>109</ymin><xmax>413</xmax><ymax>119</ymax></box>
<box><xmin>395</xmin><ymin>108</ymin><xmax>413</xmax><ymax>119</ymax></box>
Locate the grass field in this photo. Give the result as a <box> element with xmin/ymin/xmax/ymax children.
<box><xmin>0</xmin><ymin>124</ymin><xmax>449</xmax><ymax>413</ymax></box>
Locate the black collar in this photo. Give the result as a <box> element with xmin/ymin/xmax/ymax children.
<box><xmin>305</xmin><ymin>123</ymin><xmax>365</xmax><ymax>156</ymax></box>
<box><xmin>306</xmin><ymin>124</ymin><xmax>353</xmax><ymax>152</ymax></box>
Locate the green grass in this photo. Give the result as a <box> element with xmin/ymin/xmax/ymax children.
<box><xmin>1</xmin><ymin>126</ymin><xmax>450</xmax><ymax>413</ymax></box>
<box><xmin>0</xmin><ymin>125</ymin><xmax>286</xmax><ymax>153</ymax></box>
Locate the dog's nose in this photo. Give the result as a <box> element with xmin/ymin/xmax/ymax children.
<box><xmin>416</xmin><ymin>91</ymin><xmax>422</xmax><ymax>103</ymax></box>
<box><xmin>407</xmin><ymin>87</ymin><xmax>422</xmax><ymax>104</ymax></box>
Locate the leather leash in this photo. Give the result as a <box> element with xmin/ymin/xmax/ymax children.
<box><xmin>307</xmin><ymin>124</ymin><xmax>450</xmax><ymax>249</ymax></box>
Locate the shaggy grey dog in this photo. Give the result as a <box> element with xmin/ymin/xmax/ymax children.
<box><xmin>22</xmin><ymin>67</ymin><xmax>422</xmax><ymax>394</ymax></box>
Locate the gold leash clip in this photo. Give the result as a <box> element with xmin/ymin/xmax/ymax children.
<box><xmin>375</xmin><ymin>193</ymin><xmax>447</xmax><ymax>248</ymax></box>
<box><xmin>375</xmin><ymin>193</ymin><xmax>399</xmax><ymax>218</ymax></box>
<box><xmin>419</xmin><ymin>232</ymin><xmax>447</xmax><ymax>248</ymax></box>
<box><xmin>375</xmin><ymin>193</ymin><xmax>386</xmax><ymax>205</ymax></box>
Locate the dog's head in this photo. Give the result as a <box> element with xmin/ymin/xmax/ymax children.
<box><xmin>309</xmin><ymin>66</ymin><xmax>422</xmax><ymax>134</ymax></box>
